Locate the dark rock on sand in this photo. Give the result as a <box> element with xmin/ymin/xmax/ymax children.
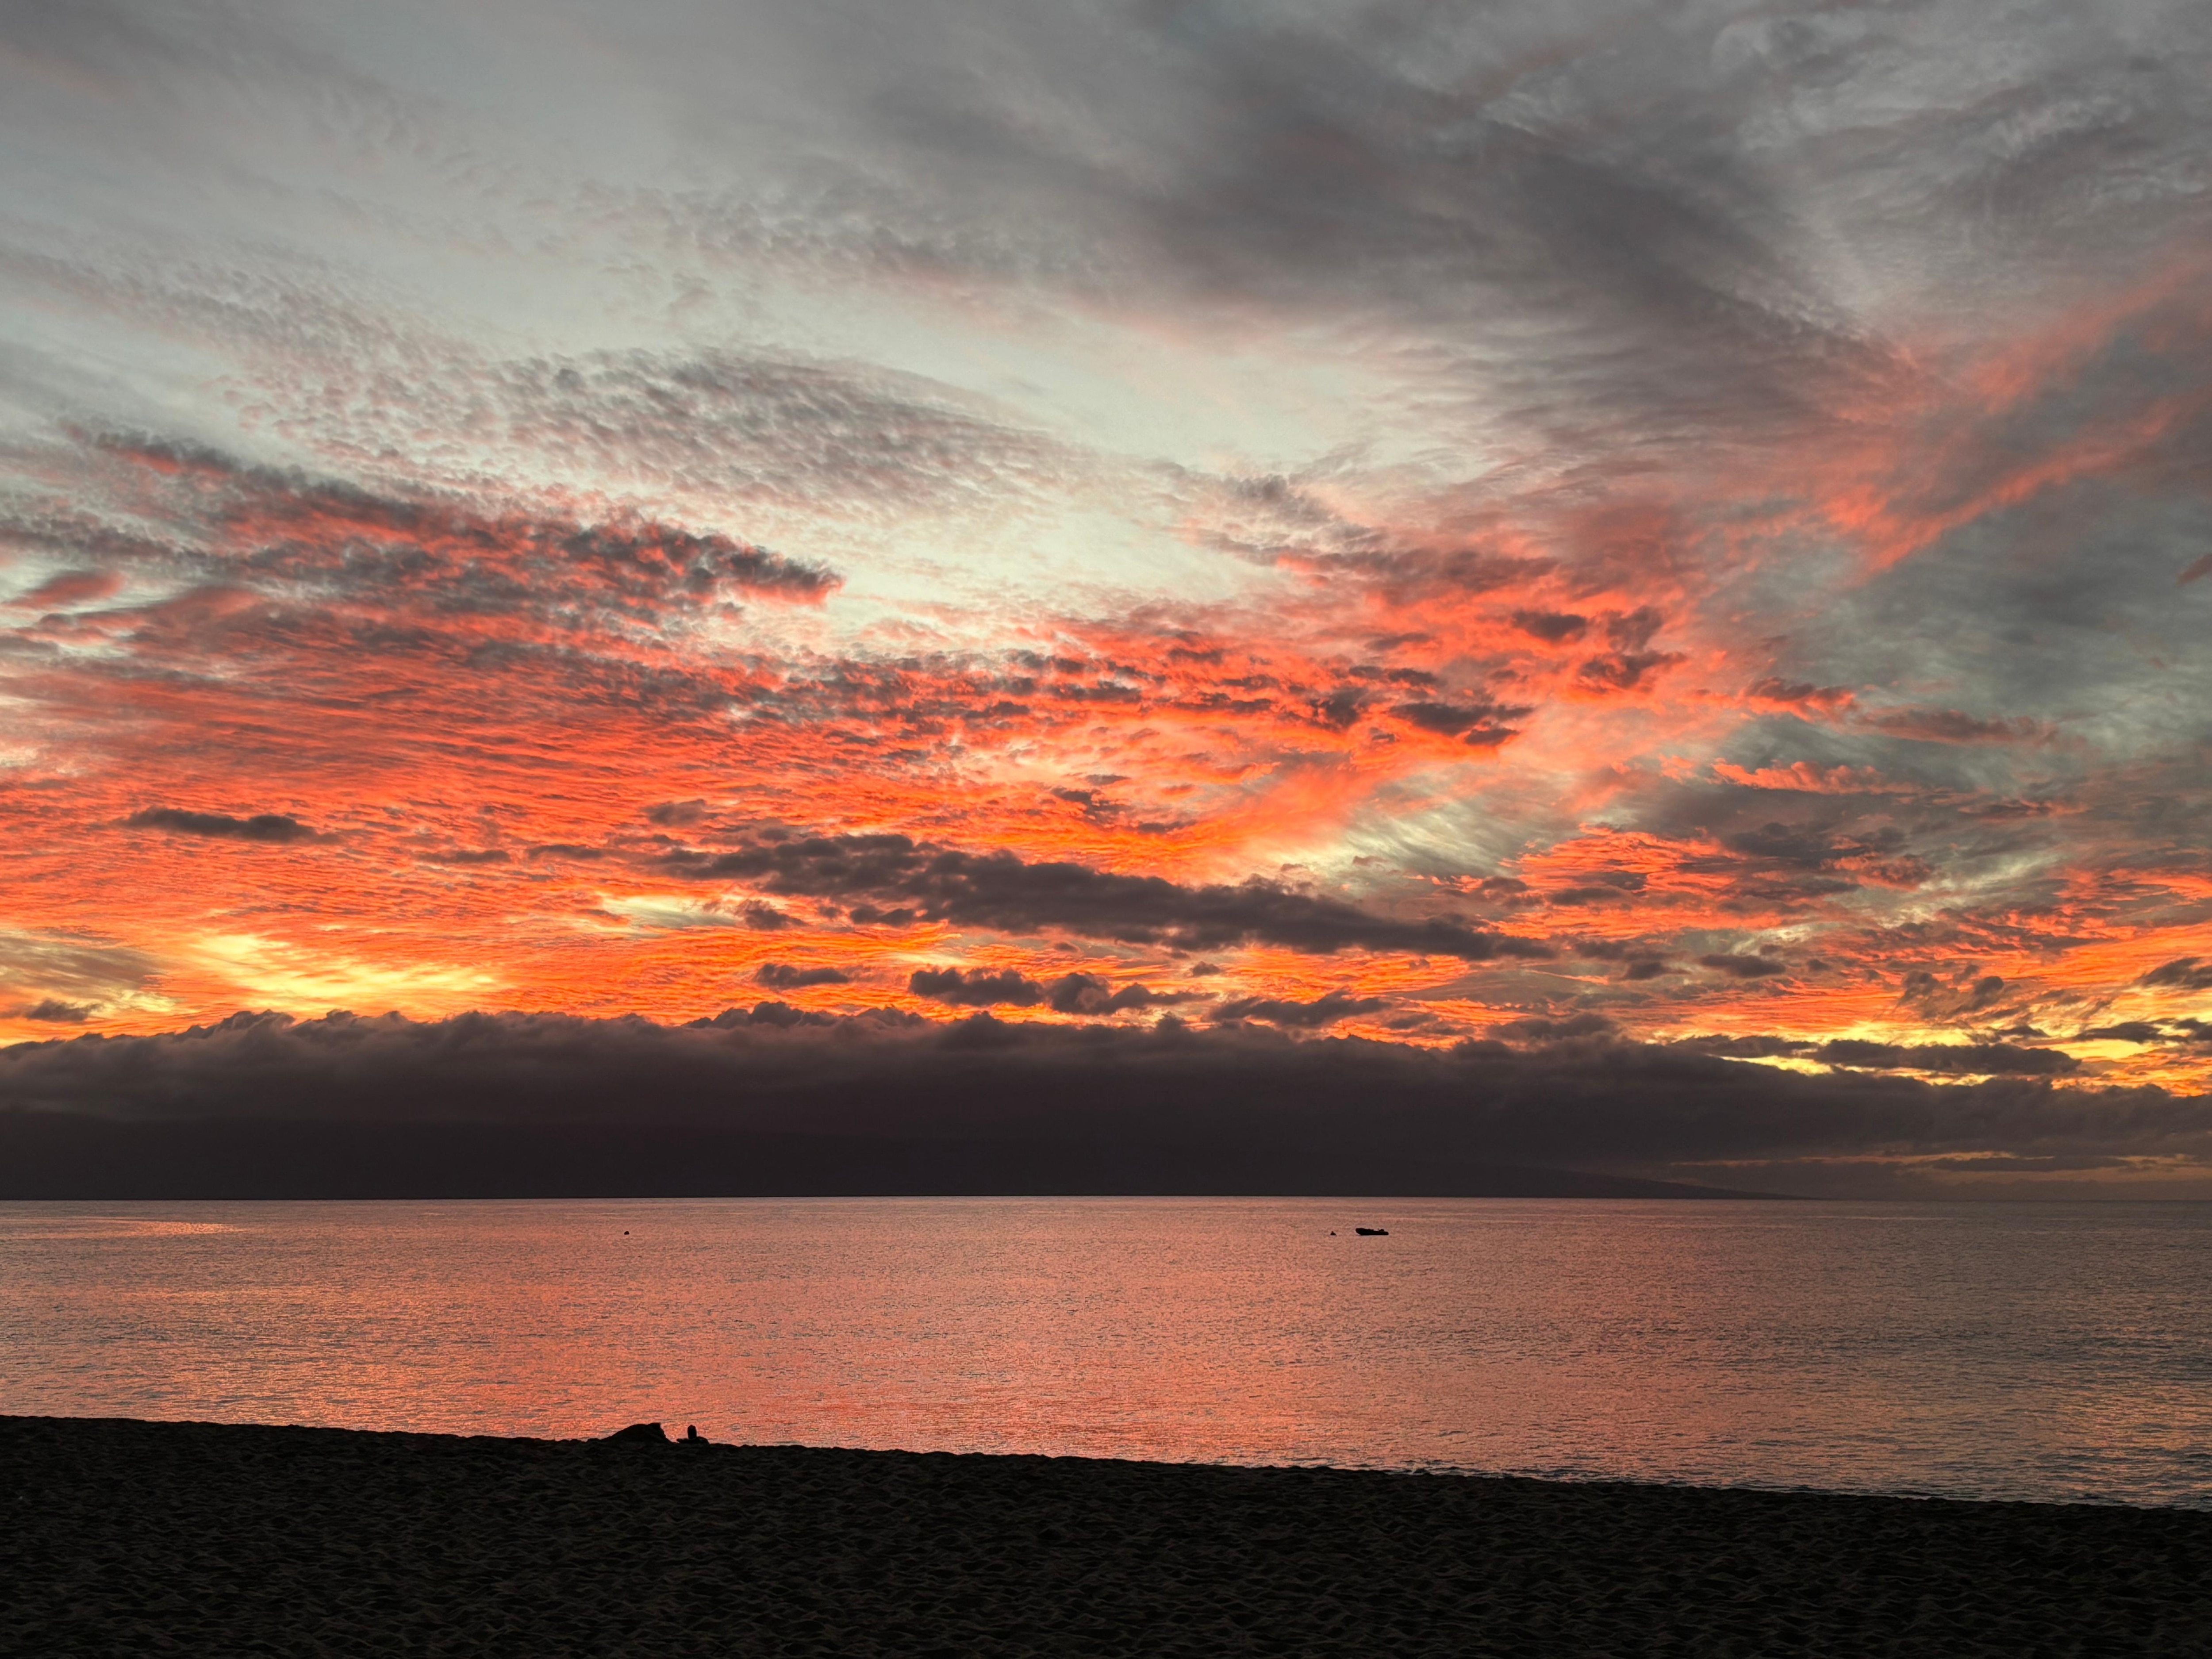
<box><xmin>603</xmin><ymin>1421</ymin><xmax>668</xmax><ymax>1443</ymax></box>
<box><xmin>4</xmin><ymin>1415</ymin><xmax>2209</xmax><ymax>1657</ymax></box>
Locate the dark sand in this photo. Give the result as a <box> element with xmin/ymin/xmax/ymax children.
<box><xmin>4</xmin><ymin>1417</ymin><xmax>2207</xmax><ymax>1656</ymax></box>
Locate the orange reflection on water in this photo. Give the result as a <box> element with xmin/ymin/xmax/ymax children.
<box><xmin>3</xmin><ymin>1197</ymin><xmax>2210</xmax><ymax>1508</ymax></box>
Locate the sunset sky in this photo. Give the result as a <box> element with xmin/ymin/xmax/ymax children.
<box><xmin>4</xmin><ymin>0</ymin><xmax>2210</xmax><ymax>1194</ymax></box>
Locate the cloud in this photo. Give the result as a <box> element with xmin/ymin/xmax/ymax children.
<box><xmin>1512</xmin><ymin>611</ymin><xmax>1588</xmax><ymax>644</ymax></box>
<box><xmin>44</xmin><ymin>432</ymin><xmax>841</xmax><ymax>622</ymax></box>
<box><xmin>670</xmin><ymin>835</ymin><xmax>1551</xmax><ymax>963</ymax></box>
<box><xmin>1575</xmin><ymin>650</ymin><xmax>1685</xmax><ymax>695</ymax></box>
<box><xmin>1710</xmin><ymin>761</ymin><xmax>1898</xmax><ymax>796</ymax></box>
<box><xmin>1699</xmin><ymin>953</ymin><xmax>1788</xmax><ymax>979</ymax></box>
<box><xmin>444</xmin><ymin>349</ymin><xmax>1076</xmax><ymax>526</ymax></box>
<box><xmin>2142</xmin><ymin>959</ymin><xmax>2212</xmax><ymax>992</ymax></box>
<box><xmin>1859</xmin><ymin>708</ymin><xmax>2053</xmax><ymax>746</ymax></box>
<box><xmin>1678</xmin><ymin>1034</ymin><xmax>2076</xmax><ymax>1077</ymax></box>
<box><xmin>1213</xmin><ymin>991</ymin><xmax>1387</xmax><ymax>1028</ymax></box>
<box><xmin>2</xmin><ymin>1010</ymin><xmax>2208</xmax><ymax>1198</ymax></box>
<box><xmin>1901</xmin><ymin>972</ymin><xmax>2011</xmax><ymax>1021</ymax></box>
<box><xmin>125</xmin><ymin>808</ymin><xmax>316</xmax><ymax>844</ymax></box>
<box><xmin>1391</xmin><ymin>699</ymin><xmax>1531</xmax><ymax>746</ymax></box>
<box><xmin>1491</xmin><ymin>1013</ymin><xmax>1617</xmax><ymax>1044</ymax></box>
<box><xmin>1816</xmin><ymin>1040</ymin><xmax>2076</xmax><ymax>1078</ymax></box>
<box><xmin>8</xmin><ymin>568</ymin><xmax>121</xmax><ymax>609</ymax></box>
<box><xmin>772</xmin><ymin>0</ymin><xmax>1932</xmax><ymax>461</ymax></box>
<box><xmin>2076</xmin><ymin>1023</ymin><xmax>2165</xmax><ymax>1045</ymax></box>
<box><xmin>1745</xmin><ymin>680</ymin><xmax>1855</xmax><ymax>714</ymax></box>
<box><xmin>1043</xmin><ymin>973</ymin><xmax>1204</xmax><ymax>1015</ymax></box>
<box><xmin>754</xmin><ymin>963</ymin><xmax>852</xmax><ymax>989</ymax></box>
<box><xmin>17</xmin><ymin>999</ymin><xmax>92</xmax><ymax>1023</ymax></box>
<box><xmin>909</xmin><ymin>967</ymin><xmax>1044</xmax><ymax>1007</ymax></box>
<box><xmin>0</xmin><ymin>930</ymin><xmax>162</xmax><ymax>1020</ymax></box>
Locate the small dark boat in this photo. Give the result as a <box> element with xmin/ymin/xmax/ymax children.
<box><xmin>1354</xmin><ymin>1226</ymin><xmax>1389</xmax><ymax>1236</ymax></box>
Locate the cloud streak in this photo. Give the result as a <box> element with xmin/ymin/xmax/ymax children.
<box><xmin>672</xmin><ymin>835</ymin><xmax>1550</xmax><ymax>962</ymax></box>
<box><xmin>126</xmin><ymin>808</ymin><xmax>318</xmax><ymax>844</ymax></box>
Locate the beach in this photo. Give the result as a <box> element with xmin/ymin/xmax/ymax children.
<box><xmin>5</xmin><ymin>1416</ymin><xmax>2207</xmax><ymax>1656</ymax></box>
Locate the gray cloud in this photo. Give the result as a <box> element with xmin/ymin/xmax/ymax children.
<box><xmin>905</xmin><ymin>966</ymin><xmax>1204</xmax><ymax>1014</ymax></box>
<box><xmin>1512</xmin><ymin>611</ymin><xmax>1589</xmax><ymax>644</ymax></box>
<box><xmin>1699</xmin><ymin>953</ymin><xmax>1788</xmax><ymax>980</ymax></box>
<box><xmin>18</xmin><ymin>998</ymin><xmax>92</xmax><ymax>1023</ymax></box>
<box><xmin>766</xmin><ymin>4</ymin><xmax>1888</xmax><ymax>445</ymax></box>
<box><xmin>1044</xmin><ymin>973</ymin><xmax>1204</xmax><ymax>1016</ymax></box>
<box><xmin>125</xmin><ymin>807</ymin><xmax>316</xmax><ymax>844</ymax></box>
<box><xmin>2142</xmin><ymin>958</ymin><xmax>2212</xmax><ymax>992</ymax></box>
<box><xmin>1861</xmin><ymin>709</ymin><xmax>2055</xmax><ymax>747</ymax></box>
<box><xmin>5</xmin><ymin>433</ymin><xmax>841</xmax><ymax>634</ymax></box>
<box><xmin>1901</xmin><ymin>972</ymin><xmax>2012</xmax><ymax>1021</ymax></box>
<box><xmin>1492</xmin><ymin>1013</ymin><xmax>1617</xmax><ymax>1044</ymax></box>
<box><xmin>669</xmin><ymin>834</ymin><xmax>1551</xmax><ymax>963</ymax></box>
<box><xmin>909</xmin><ymin>967</ymin><xmax>1043</xmax><ymax>1007</ymax></box>
<box><xmin>1213</xmin><ymin>991</ymin><xmax>1387</xmax><ymax>1029</ymax></box>
<box><xmin>447</xmin><ymin>350</ymin><xmax>1076</xmax><ymax>526</ymax></box>
<box><xmin>2076</xmin><ymin>1023</ymin><xmax>2164</xmax><ymax>1045</ymax></box>
<box><xmin>1678</xmin><ymin>1034</ymin><xmax>2077</xmax><ymax>1078</ymax></box>
<box><xmin>755</xmin><ymin>962</ymin><xmax>853</xmax><ymax>990</ymax></box>
<box><xmin>1390</xmin><ymin>699</ymin><xmax>1531</xmax><ymax>747</ymax></box>
<box><xmin>3</xmin><ymin>1009</ymin><xmax>2207</xmax><ymax>1197</ymax></box>
<box><xmin>604</xmin><ymin>0</ymin><xmax>2212</xmax><ymax>493</ymax></box>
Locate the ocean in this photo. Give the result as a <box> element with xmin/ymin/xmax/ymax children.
<box><xmin>4</xmin><ymin>1196</ymin><xmax>2207</xmax><ymax>1508</ymax></box>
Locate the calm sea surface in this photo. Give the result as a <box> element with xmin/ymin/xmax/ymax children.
<box><xmin>3</xmin><ymin>1197</ymin><xmax>2208</xmax><ymax>1508</ymax></box>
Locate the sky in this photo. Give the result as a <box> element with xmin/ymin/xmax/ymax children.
<box><xmin>3</xmin><ymin>0</ymin><xmax>2210</xmax><ymax>1196</ymax></box>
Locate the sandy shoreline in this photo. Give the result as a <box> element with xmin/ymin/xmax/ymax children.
<box><xmin>5</xmin><ymin>1416</ymin><xmax>2207</xmax><ymax>1656</ymax></box>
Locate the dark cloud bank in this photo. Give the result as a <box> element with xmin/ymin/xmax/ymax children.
<box><xmin>4</xmin><ymin>1009</ymin><xmax>2206</xmax><ymax>1200</ymax></box>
